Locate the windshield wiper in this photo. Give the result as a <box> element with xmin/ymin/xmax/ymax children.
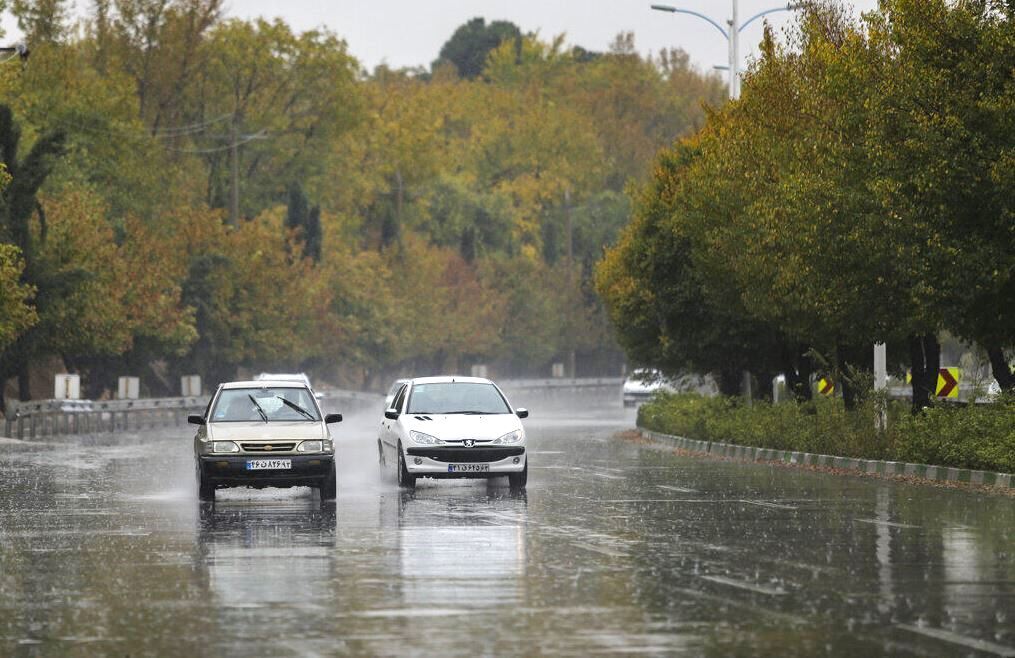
<box><xmin>276</xmin><ymin>396</ymin><xmax>315</xmax><ymax>420</ymax></box>
<box><xmin>443</xmin><ymin>410</ymin><xmax>489</xmax><ymax>415</ymax></box>
<box><xmin>247</xmin><ymin>394</ymin><xmax>268</xmax><ymax>423</ymax></box>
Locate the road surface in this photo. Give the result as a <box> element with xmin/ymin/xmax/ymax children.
<box><xmin>1</xmin><ymin>401</ymin><xmax>1012</xmax><ymax>656</ymax></box>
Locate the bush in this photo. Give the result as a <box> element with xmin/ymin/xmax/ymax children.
<box><xmin>638</xmin><ymin>392</ymin><xmax>1015</xmax><ymax>473</ymax></box>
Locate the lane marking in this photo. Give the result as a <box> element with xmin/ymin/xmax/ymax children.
<box><xmin>854</xmin><ymin>518</ymin><xmax>921</xmax><ymax>529</ymax></box>
<box><xmin>657</xmin><ymin>485</ymin><xmax>698</xmax><ymax>493</ymax></box>
<box><xmin>671</xmin><ymin>587</ymin><xmax>808</xmax><ymax>625</ymax></box>
<box><xmin>699</xmin><ymin>575</ymin><xmax>788</xmax><ymax>596</ymax></box>
<box><xmin>591</xmin><ymin>472</ymin><xmax>625</xmax><ymax>480</ymax></box>
<box><xmin>571</xmin><ymin>542</ymin><xmax>628</xmax><ymax>558</ymax></box>
<box><xmin>896</xmin><ymin>624</ymin><xmax>1015</xmax><ymax>657</ymax></box>
<box><xmin>740</xmin><ymin>499</ymin><xmax>798</xmax><ymax>510</ymax></box>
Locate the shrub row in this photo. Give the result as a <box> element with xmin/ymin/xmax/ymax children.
<box><xmin>638</xmin><ymin>393</ymin><xmax>1015</xmax><ymax>474</ymax></box>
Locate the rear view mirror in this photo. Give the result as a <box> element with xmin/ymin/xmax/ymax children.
<box><xmin>325</xmin><ymin>413</ymin><xmax>342</xmax><ymax>424</ymax></box>
<box><xmin>188</xmin><ymin>414</ymin><xmax>206</xmax><ymax>425</ymax></box>
<box><xmin>384</xmin><ymin>408</ymin><xmax>399</xmax><ymax>420</ymax></box>
<box><xmin>516</xmin><ymin>408</ymin><xmax>529</xmax><ymax>419</ymax></box>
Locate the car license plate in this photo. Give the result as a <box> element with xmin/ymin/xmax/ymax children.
<box><xmin>448</xmin><ymin>464</ymin><xmax>490</xmax><ymax>473</ymax></box>
<box><xmin>246</xmin><ymin>459</ymin><xmax>292</xmax><ymax>470</ymax></box>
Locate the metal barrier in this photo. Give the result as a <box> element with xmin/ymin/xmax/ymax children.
<box><xmin>1</xmin><ymin>380</ymin><xmax>619</xmax><ymax>440</ymax></box>
<box><xmin>4</xmin><ymin>396</ymin><xmax>209</xmax><ymax>439</ymax></box>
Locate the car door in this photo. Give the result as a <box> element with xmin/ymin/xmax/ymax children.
<box><xmin>380</xmin><ymin>383</ymin><xmax>407</xmax><ymax>461</ymax></box>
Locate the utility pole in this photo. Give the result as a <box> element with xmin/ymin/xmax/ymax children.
<box><xmin>651</xmin><ymin>2</ymin><xmax>799</xmax><ymax>100</ymax></box>
<box><xmin>565</xmin><ymin>189</ymin><xmax>576</xmax><ymax>379</ymax></box>
<box><xmin>228</xmin><ymin>117</ymin><xmax>239</xmax><ymax>226</ymax></box>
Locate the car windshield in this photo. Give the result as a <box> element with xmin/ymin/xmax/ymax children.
<box><xmin>407</xmin><ymin>382</ymin><xmax>511</xmax><ymax>415</ymax></box>
<box><xmin>210</xmin><ymin>387</ymin><xmax>320</xmax><ymax>422</ymax></box>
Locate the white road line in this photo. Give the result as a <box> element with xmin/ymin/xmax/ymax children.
<box><xmin>571</xmin><ymin>542</ymin><xmax>628</xmax><ymax>558</ymax></box>
<box><xmin>740</xmin><ymin>499</ymin><xmax>798</xmax><ymax>510</ymax></box>
<box><xmin>854</xmin><ymin>518</ymin><xmax>921</xmax><ymax>529</ymax></box>
<box><xmin>657</xmin><ymin>485</ymin><xmax>698</xmax><ymax>493</ymax></box>
<box><xmin>896</xmin><ymin>624</ymin><xmax>1015</xmax><ymax>657</ymax></box>
<box><xmin>699</xmin><ymin>575</ymin><xmax>788</xmax><ymax>596</ymax></box>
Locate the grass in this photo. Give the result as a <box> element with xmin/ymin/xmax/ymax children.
<box><xmin>638</xmin><ymin>392</ymin><xmax>1015</xmax><ymax>474</ymax></box>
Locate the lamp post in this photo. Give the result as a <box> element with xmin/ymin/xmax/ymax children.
<box><xmin>650</xmin><ymin>2</ymin><xmax>799</xmax><ymax>99</ymax></box>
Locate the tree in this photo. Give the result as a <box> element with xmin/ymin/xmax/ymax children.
<box><xmin>285</xmin><ymin>182</ymin><xmax>322</xmax><ymax>263</ymax></box>
<box><xmin>864</xmin><ymin>0</ymin><xmax>1015</xmax><ymax>393</ymax></box>
<box><xmin>0</xmin><ymin>244</ymin><xmax>37</xmax><ymax>356</ymax></box>
<box><xmin>596</xmin><ymin>142</ymin><xmax>786</xmax><ymax>396</ymax></box>
<box><xmin>0</xmin><ymin>105</ymin><xmax>67</xmax><ymax>400</ymax></box>
<box><xmin>433</xmin><ymin>17</ymin><xmax>521</xmax><ymax>79</ymax></box>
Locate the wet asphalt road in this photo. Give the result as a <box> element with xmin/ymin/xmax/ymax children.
<box><xmin>1</xmin><ymin>401</ymin><xmax>1013</xmax><ymax>657</ymax></box>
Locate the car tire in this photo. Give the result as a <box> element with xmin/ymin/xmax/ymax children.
<box><xmin>319</xmin><ymin>461</ymin><xmax>337</xmax><ymax>500</ymax></box>
<box><xmin>508</xmin><ymin>462</ymin><xmax>528</xmax><ymax>489</ymax></box>
<box><xmin>198</xmin><ymin>468</ymin><xmax>215</xmax><ymax>502</ymax></box>
<box><xmin>397</xmin><ymin>446</ymin><xmax>416</xmax><ymax>489</ymax></box>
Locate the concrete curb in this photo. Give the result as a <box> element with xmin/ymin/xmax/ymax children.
<box><xmin>638</xmin><ymin>428</ymin><xmax>1014</xmax><ymax>490</ymax></box>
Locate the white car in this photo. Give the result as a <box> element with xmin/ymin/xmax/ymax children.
<box><xmin>377</xmin><ymin>376</ymin><xmax>529</xmax><ymax>490</ymax></box>
<box><xmin>255</xmin><ymin>372</ymin><xmax>323</xmax><ymax>400</ymax></box>
<box><xmin>622</xmin><ymin>368</ymin><xmax>673</xmax><ymax>407</ymax></box>
<box><xmin>384</xmin><ymin>378</ymin><xmax>411</xmax><ymax>409</ymax></box>
<box><xmin>190</xmin><ymin>380</ymin><xmax>343</xmax><ymax>501</ymax></box>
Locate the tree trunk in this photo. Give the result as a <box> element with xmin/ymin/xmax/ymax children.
<box><xmin>987</xmin><ymin>346</ymin><xmax>1014</xmax><ymax>393</ymax></box>
<box><xmin>717</xmin><ymin>368</ymin><xmax>741</xmax><ymax>397</ymax></box>
<box><xmin>17</xmin><ymin>361</ymin><xmax>31</xmax><ymax>401</ymax></box>
<box><xmin>756</xmin><ymin>371</ymin><xmax>775</xmax><ymax>401</ymax></box>
<box><xmin>909</xmin><ymin>333</ymin><xmax>940</xmax><ymax>414</ymax></box>
<box><xmin>781</xmin><ymin>342</ymin><xmax>813</xmax><ymax>403</ymax></box>
<box><xmin>836</xmin><ymin>344</ymin><xmax>858</xmax><ymax>411</ymax></box>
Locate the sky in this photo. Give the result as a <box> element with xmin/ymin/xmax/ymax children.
<box><xmin>226</xmin><ymin>0</ymin><xmax>881</xmax><ymax>73</ymax></box>
<box><xmin>3</xmin><ymin>0</ymin><xmax>881</xmax><ymax>75</ymax></box>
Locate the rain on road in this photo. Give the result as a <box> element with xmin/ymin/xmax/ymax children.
<box><xmin>1</xmin><ymin>398</ymin><xmax>1012</xmax><ymax>656</ymax></box>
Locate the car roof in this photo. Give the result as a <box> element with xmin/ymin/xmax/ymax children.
<box><xmin>255</xmin><ymin>372</ymin><xmax>309</xmax><ymax>381</ymax></box>
<box><xmin>409</xmin><ymin>376</ymin><xmax>494</xmax><ymax>385</ymax></box>
<box><xmin>220</xmin><ymin>380</ymin><xmax>310</xmax><ymax>389</ymax></box>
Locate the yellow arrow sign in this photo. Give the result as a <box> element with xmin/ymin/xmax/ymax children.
<box><xmin>935</xmin><ymin>367</ymin><xmax>960</xmax><ymax>398</ymax></box>
<box><xmin>818</xmin><ymin>377</ymin><xmax>835</xmax><ymax>396</ymax></box>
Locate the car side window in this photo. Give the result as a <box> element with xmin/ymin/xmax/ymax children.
<box><xmin>392</xmin><ymin>385</ymin><xmax>407</xmax><ymax>412</ymax></box>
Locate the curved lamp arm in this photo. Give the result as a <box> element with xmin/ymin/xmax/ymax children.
<box><xmin>651</xmin><ymin>4</ymin><xmax>729</xmax><ymax>41</ymax></box>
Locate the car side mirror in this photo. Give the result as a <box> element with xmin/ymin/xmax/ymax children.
<box><xmin>516</xmin><ymin>408</ymin><xmax>529</xmax><ymax>419</ymax></box>
<box><xmin>188</xmin><ymin>414</ymin><xmax>206</xmax><ymax>425</ymax></box>
<box><xmin>315</xmin><ymin>392</ymin><xmax>324</xmax><ymax>400</ymax></box>
<box><xmin>384</xmin><ymin>408</ymin><xmax>399</xmax><ymax>420</ymax></box>
<box><xmin>325</xmin><ymin>413</ymin><xmax>342</xmax><ymax>424</ymax></box>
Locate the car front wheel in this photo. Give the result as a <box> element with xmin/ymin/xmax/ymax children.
<box><xmin>319</xmin><ymin>461</ymin><xmax>337</xmax><ymax>500</ymax></box>
<box><xmin>197</xmin><ymin>466</ymin><xmax>215</xmax><ymax>502</ymax></box>
<box><xmin>508</xmin><ymin>462</ymin><xmax>528</xmax><ymax>489</ymax></box>
<box><xmin>397</xmin><ymin>446</ymin><xmax>416</xmax><ymax>489</ymax></box>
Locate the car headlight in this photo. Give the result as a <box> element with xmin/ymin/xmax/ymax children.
<box><xmin>492</xmin><ymin>430</ymin><xmax>522</xmax><ymax>445</ymax></box>
<box><xmin>409</xmin><ymin>430</ymin><xmax>443</xmax><ymax>445</ymax></box>
<box><xmin>297</xmin><ymin>440</ymin><xmax>323</xmax><ymax>453</ymax></box>
<box><xmin>211</xmin><ymin>441</ymin><xmax>239</xmax><ymax>453</ymax></box>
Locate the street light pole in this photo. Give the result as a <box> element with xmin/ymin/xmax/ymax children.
<box><xmin>651</xmin><ymin>2</ymin><xmax>799</xmax><ymax>100</ymax></box>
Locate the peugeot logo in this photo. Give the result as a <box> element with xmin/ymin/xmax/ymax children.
<box><xmin>463</xmin><ymin>439</ymin><xmax>475</xmax><ymax>448</ymax></box>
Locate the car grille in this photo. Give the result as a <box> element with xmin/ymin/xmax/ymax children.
<box><xmin>241</xmin><ymin>442</ymin><xmax>297</xmax><ymax>453</ymax></box>
<box><xmin>406</xmin><ymin>447</ymin><xmax>525</xmax><ymax>463</ymax></box>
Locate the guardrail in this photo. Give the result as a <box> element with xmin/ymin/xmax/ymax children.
<box><xmin>3</xmin><ymin>396</ymin><xmax>210</xmax><ymax>440</ymax></box>
<box><xmin>1</xmin><ymin>379</ymin><xmax>616</xmax><ymax>440</ymax></box>
<box><xmin>2</xmin><ymin>388</ymin><xmax>384</xmax><ymax>440</ymax></box>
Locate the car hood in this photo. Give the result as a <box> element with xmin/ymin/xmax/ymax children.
<box><xmin>623</xmin><ymin>379</ymin><xmax>666</xmax><ymax>393</ymax></box>
<box><xmin>402</xmin><ymin>414</ymin><xmax>522</xmax><ymax>441</ymax></box>
<box><xmin>207</xmin><ymin>421</ymin><xmax>326</xmax><ymax>442</ymax></box>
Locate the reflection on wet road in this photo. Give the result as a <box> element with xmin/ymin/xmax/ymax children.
<box><xmin>1</xmin><ymin>404</ymin><xmax>1012</xmax><ymax>656</ymax></box>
